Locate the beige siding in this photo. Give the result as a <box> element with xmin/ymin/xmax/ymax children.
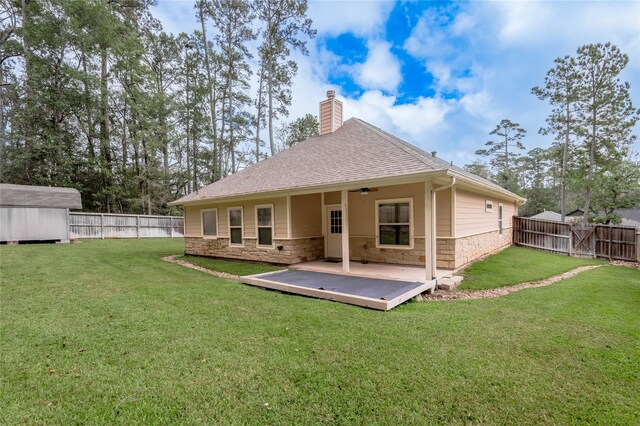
<box><xmin>324</xmin><ymin>191</ymin><xmax>341</xmax><ymax>205</ymax></box>
<box><xmin>435</xmin><ymin>188</ymin><xmax>451</xmax><ymax>237</ymax></box>
<box><xmin>291</xmin><ymin>193</ymin><xmax>322</xmax><ymax>237</ymax></box>
<box><xmin>344</xmin><ymin>182</ymin><xmax>426</xmax><ymax>237</ymax></box>
<box><xmin>183</xmin><ymin>197</ymin><xmax>287</xmax><ymax>240</ymax></box>
<box><xmin>322</xmin><ymin>183</ymin><xmax>450</xmax><ymax>239</ymax></box>
<box><xmin>455</xmin><ymin>189</ymin><xmax>515</xmax><ymax>237</ymax></box>
<box><xmin>184</xmin><ymin>205</ymin><xmax>203</xmax><ymax>236</ymax></box>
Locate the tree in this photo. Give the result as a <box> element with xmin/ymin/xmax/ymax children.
<box><xmin>515</xmin><ymin>148</ymin><xmax>558</xmax><ymax>216</ymax></box>
<box><xmin>210</xmin><ymin>0</ymin><xmax>255</xmax><ymax>175</ymax></box>
<box><xmin>255</xmin><ymin>0</ymin><xmax>315</xmax><ymax>157</ymax></box>
<box><xmin>475</xmin><ymin>119</ymin><xmax>526</xmax><ymax>191</ymax></box>
<box><xmin>589</xmin><ymin>158</ymin><xmax>640</xmax><ymax>224</ymax></box>
<box><xmin>573</xmin><ymin>43</ymin><xmax>640</xmax><ymax>223</ymax></box>
<box><xmin>275</xmin><ymin>113</ymin><xmax>318</xmax><ymax>151</ymax></box>
<box><xmin>532</xmin><ymin>55</ymin><xmax>580</xmax><ymax>222</ymax></box>
<box><xmin>463</xmin><ymin>161</ymin><xmax>493</xmax><ymax>181</ymax></box>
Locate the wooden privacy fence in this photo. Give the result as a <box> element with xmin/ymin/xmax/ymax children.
<box><xmin>513</xmin><ymin>216</ymin><xmax>639</xmax><ymax>262</ymax></box>
<box><xmin>69</xmin><ymin>213</ymin><xmax>184</xmax><ymax>239</ymax></box>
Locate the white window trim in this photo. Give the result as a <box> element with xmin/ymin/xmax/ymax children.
<box><xmin>375</xmin><ymin>198</ymin><xmax>414</xmax><ymax>250</ymax></box>
<box><xmin>255</xmin><ymin>203</ymin><xmax>275</xmax><ymax>249</ymax></box>
<box><xmin>228</xmin><ymin>206</ymin><xmax>244</xmax><ymax>247</ymax></box>
<box><xmin>201</xmin><ymin>208</ymin><xmax>218</xmax><ymax>239</ymax></box>
<box><xmin>498</xmin><ymin>203</ymin><xmax>504</xmax><ymax>237</ymax></box>
<box><xmin>485</xmin><ymin>200</ymin><xmax>494</xmax><ymax>213</ymax></box>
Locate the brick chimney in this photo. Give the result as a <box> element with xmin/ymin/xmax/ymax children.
<box><xmin>319</xmin><ymin>90</ymin><xmax>343</xmax><ymax>135</ymax></box>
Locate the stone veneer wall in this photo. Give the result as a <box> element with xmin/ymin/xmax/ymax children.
<box><xmin>349</xmin><ymin>237</ymin><xmax>425</xmax><ymax>266</ymax></box>
<box><xmin>184</xmin><ymin>236</ymin><xmax>324</xmax><ymax>264</ymax></box>
<box><xmin>437</xmin><ymin>228</ymin><xmax>513</xmax><ymax>269</ymax></box>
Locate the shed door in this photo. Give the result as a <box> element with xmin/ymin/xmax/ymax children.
<box><xmin>326</xmin><ymin>206</ymin><xmax>343</xmax><ymax>259</ymax></box>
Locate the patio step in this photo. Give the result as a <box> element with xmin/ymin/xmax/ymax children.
<box><xmin>437</xmin><ymin>275</ymin><xmax>463</xmax><ymax>291</ymax></box>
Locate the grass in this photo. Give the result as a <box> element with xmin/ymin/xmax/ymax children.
<box><xmin>1</xmin><ymin>239</ymin><xmax>639</xmax><ymax>424</ymax></box>
<box><xmin>458</xmin><ymin>246</ymin><xmax>605</xmax><ymax>290</ymax></box>
<box><xmin>176</xmin><ymin>254</ymin><xmax>284</xmax><ymax>276</ymax></box>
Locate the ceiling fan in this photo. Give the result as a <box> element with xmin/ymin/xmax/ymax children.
<box><xmin>349</xmin><ymin>187</ymin><xmax>379</xmax><ymax>195</ymax></box>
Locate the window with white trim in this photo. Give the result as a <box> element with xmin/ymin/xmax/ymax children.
<box><xmin>228</xmin><ymin>207</ymin><xmax>243</xmax><ymax>246</ymax></box>
<box><xmin>256</xmin><ymin>205</ymin><xmax>273</xmax><ymax>247</ymax></box>
<box><xmin>376</xmin><ymin>199</ymin><xmax>412</xmax><ymax>247</ymax></box>
<box><xmin>202</xmin><ymin>209</ymin><xmax>218</xmax><ymax>237</ymax></box>
<box><xmin>498</xmin><ymin>204</ymin><xmax>503</xmax><ymax>235</ymax></box>
<box><xmin>485</xmin><ymin>200</ymin><xmax>493</xmax><ymax>213</ymax></box>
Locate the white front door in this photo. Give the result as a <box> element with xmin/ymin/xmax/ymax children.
<box><xmin>326</xmin><ymin>206</ymin><xmax>343</xmax><ymax>258</ymax></box>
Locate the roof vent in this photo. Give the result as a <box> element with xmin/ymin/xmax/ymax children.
<box><xmin>319</xmin><ymin>90</ymin><xmax>343</xmax><ymax>135</ymax></box>
<box><xmin>431</xmin><ymin>151</ymin><xmax>437</xmax><ymax>157</ymax></box>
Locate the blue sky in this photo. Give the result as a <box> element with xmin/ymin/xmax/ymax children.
<box><xmin>152</xmin><ymin>0</ymin><xmax>640</xmax><ymax>165</ymax></box>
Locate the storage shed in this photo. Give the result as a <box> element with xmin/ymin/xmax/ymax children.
<box><xmin>0</xmin><ymin>184</ymin><xmax>82</xmax><ymax>243</ymax></box>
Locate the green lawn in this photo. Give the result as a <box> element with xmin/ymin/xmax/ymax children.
<box><xmin>2</xmin><ymin>239</ymin><xmax>638</xmax><ymax>424</ymax></box>
<box><xmin>177</xmin><ymin>254</ymin><xmax>284</xmax><ymax>276</ymax></box>
<box><xmin>458</xmin><ymin>246</ymin><xmax>605</xmax><ymax>290</ymax></box>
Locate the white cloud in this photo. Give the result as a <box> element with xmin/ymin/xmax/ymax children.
<box><xmin>353</xmin><ymin>41</ymin><xmax>402</xmax><ymax>92</ymax></box>
<box><xmin>307</xmin><ymin>0</ymin><xmax>395</xmax><ymax>37</ymax></box>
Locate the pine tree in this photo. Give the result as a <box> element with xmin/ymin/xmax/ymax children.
<box><xmin>255</xmin><ymin>0</ymin><xmax>315</xmax><ymax>157</ymax></box>
<box><xmin>532</xmin><ymin>55</ymin><xmax>580</xmax><ymax>221</ymax></box>
<box><xmin>475</xmin><ymin>119</ymin><xmax>526</xmax><ymax>192</ymax></box>
<box><xmin>573</xmin><ymin>43</ymin><xmax>640</xmax><ymax>223</ymax></box>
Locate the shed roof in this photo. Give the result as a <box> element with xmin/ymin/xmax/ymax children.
<box><xmin>171</xmin><ymin>118</ymin><xmax>524</xmax><ymax>205</ymax></box>
<box><xmin>0</xmin><ymin>184</ymin><xmax>82</xmax><ymax>209</ymax></box>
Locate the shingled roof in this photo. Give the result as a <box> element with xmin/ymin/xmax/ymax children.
<box><xmin>172</xmin><ymin>118</ymin><xmax>522</xmax><ymax>205</ymax></box>
<box><xmin>0</xmin><ymin>184</ymin><xmax>82</xmax><ymax>209</ymax></box>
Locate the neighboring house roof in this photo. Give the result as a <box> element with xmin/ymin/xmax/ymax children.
<box><xmin>171</xmin><ymin>118</ymin><xmax>524</xmax><ymax>205</ymax></box>
<box><xmin>530</xmin><ymin>211</ymin><xmax>562</xmax><ymax>221</ymax></box>
<box><xmin>0</xmin><ymin>184</ymin><xmax>82</xmax><ymax>209</ymax></box>
<box><xmin>566</xmin><ymin>209</ymin><xmax>584</xmax><ymax>217</ymax></box>
<box><xmin>613</xmin><ymin>208</ymin><xmax>640</xmax><ymax>228</ymax></box>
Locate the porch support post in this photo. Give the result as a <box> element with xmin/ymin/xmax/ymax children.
<box><xmin>286</xmin><ymin>195</ymin><xmax>292</xmax><ymax>239</ymax></box>
<box><xmin>341</xmin><ymin>189</ymin><xmax>350</xmax><ymax>272</ymax></box>
<box><xmin>424</xmin><ymin>181</ymin><xmax>434</xmax><ymax>280</ymax></box>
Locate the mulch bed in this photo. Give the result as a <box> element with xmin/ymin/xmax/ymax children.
<box><xmin>161</xmin><ymin>255</ymin><xmax>241</xmax><ymax>280</ymax></box>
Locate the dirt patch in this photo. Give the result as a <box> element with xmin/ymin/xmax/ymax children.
<box><xmin>422</xmin><ymin>264</ymin><xmax>604</xmax><ymax>301</ymax></box>
<box><xmin>162</xmin><ymin>255</ymin><xmax>241</xmax><ymax>280</ymax></box>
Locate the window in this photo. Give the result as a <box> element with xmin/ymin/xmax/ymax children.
<box><xmin>498</xmin><ymin>204</ymin><xmax>503</xmax><ymax>235</ymax></box>
<box><xmin>330</xmin><ymin>210</ymin><xmax>342</xmax><ymax>234</ymax></box>
<box><xmin>256</xmin><ymin>205</ymin><xmax>273</xmax><ymax>247</ymax></box>
<box><xmin>228</xmin><ymin>207</ymin><xmax>243</xmax><ymax>246</ymax></box>
<box><xmin>202</xmin><ymin>209</ymin><xmax>217</xmax><ymax>237</ymax></box>
<box><xmin>485</xmin><ymin>200</ymin><xmax>494</xmax><ymax>213</ymax></box>
<box><xmin>376</xmin><ymin>199</ymin><xmax>412</xmax><ymax>248</ymax></box>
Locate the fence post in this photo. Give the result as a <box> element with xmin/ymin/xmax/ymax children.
<box><xmin>137</xmin><ymin>215</ymin><xmax>140</xmax><ymax>239</ymax></box>
<box><xmin>100</xmin><ymin>214</ymin><xmax>104</xmax><ymax>240</ymax></box>
<box><xmin>170</xmin><ymin>217</ymin><xmax>174</xmax><ymax>238</ymax></box>
<box><xmin>568</xmin><ymin>224</ymin><xmax>573</xmax><ymax>257</ymax></box>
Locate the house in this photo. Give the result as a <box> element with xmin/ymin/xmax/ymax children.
<box><xmin>0</xmin><ymin>184</ymin><xmax>82</xmax><ymax>244</ymax></box>
<box><xmin>530</xmin><ymin>211</ymin><xmax>562</xmax><ymax>221</ymax></box>
<box><xmin>170</xmin><ymin>91</ymin><xmax>526</xmax><ymax>291</ymax></box>
<box><xmin>610</xmin><ymin>209</ymin><xmax>640</xmax><ymax>228</ymax></box>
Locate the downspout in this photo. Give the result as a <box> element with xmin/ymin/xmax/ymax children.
<box><xmin>430</xmin><ymin>177</ymin><xmax>456</xmax><ymax>280</ymax></box>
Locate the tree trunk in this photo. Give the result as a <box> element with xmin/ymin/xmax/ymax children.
<box><xmin>99</xmin><ymin>46</ymin><xmax>112</xmax><ymax>212</ymax></box>
<box><xmin>198</xmin><ymin>3</ymin><xmax>218</xmax><ymax>181</ymax></box>
<box><xmin>560</xmin><ymin>97</ymin><xmax>570</xmax><ymax>222</ymax></box>
<box><xmin>228</xmin><ymin>65</ymin><xmax>235</xmax><ymax>173</ymax></box>
<box><xmin>583</xmin><ymin>108</ymin><xmax>596</xmax><ymax>224</ymax></box>
<box><xmin>255</xmin><ymin>66</ymin><xmax>264</xmax><ymax>162</ymax></box>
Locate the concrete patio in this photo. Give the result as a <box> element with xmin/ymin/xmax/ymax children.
<box><xmin>292</xmin><ymin>259</ymin><xmax>455</xmax><ymax>281</ymax></box>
